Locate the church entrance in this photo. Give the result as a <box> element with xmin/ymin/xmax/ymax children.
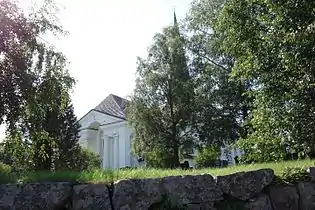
<box><xmin>102</xmin><ymin>134</ymin><xmax>119</xmax><ymax>169</ymax></box>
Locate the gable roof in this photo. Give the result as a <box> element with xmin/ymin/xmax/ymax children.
<box><xmin>94</xmin><ymin>94</ymin><xmax>128</xmax><ymax>120</ymax></box>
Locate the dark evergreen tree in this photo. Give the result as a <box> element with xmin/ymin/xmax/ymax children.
<box><xmin>127</xmin><ymin>12</ymin><xmax>195</xmax><ymax>168</ymax></box>
<box><xmin>55</xmin><ymin>104</ymin><xmax>81</xmax><ymax>170</ymax></box>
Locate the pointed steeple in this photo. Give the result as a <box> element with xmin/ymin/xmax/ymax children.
<box><xmin>173</xmin><ymin>8</ymin><xmax>178</xmax><ymax>26</ymax></box>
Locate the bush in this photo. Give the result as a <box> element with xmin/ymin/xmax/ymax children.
<box><xmin>145</xmin><ymin>148</ymin><xmax>175</xmax><ymax>168</ymax></box>
<box><xmin>72</xmin><ymin>148</ymin><xmax>102</xmax><ymax>171</ymax></box>
<box><xmin>0</xmin><ymin>162</ymin><xmax>13</xmax><ymax>183</ymax></box>
<box><xmin>233</xmin><ymin>135</ymin><xmax>287</xmax><ymax>164</ymax></box>
<box><xmin>194</xmin><ymin>145</ymin><xmax>220</xmax><ymax>168</ymax></box>
<box><xmin>0</xmin><ymin>162</ymin><xmax>12</xmax><ymax>175</ymax></box>
<box><xmin>280</xmin><ymin>166</ymin><xmax>309</xmax><ymax>184</ymax></box>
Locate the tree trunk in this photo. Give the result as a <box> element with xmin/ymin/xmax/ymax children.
<box><xmin>171</xmin><ymin>144</ymin><xmax>180</xmax><ymax>168</ymax></box>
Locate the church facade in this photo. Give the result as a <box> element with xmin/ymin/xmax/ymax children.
<box><xmin>78</xmin><ymin>94</ymin><xmax>243</xmax><ymax>169</ymax></box>
<box><xmin>78</xmin><ymin>94</ymin><xmax>138</xmax><ymax>169</ymax></box>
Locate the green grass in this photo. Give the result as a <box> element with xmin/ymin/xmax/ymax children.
<box><xmin>0</xmin><ymin>159</ymin><xmax>314</xmax><ymax>184</ymax></box>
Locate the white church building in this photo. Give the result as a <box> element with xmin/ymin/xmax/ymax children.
<box><xmin>78</xmin><ymin>94</ymin><xmax>137</xmax><ymax>169</ymax></box>
<box><xmin>78</xmin><ymin>94</ymin><xmax>242</xmax><ymax>169</ymax></box>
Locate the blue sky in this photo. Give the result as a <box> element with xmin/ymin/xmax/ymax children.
<box><xmin>0</xmin><ymin>0</ymin><xmax>193</xmax><ymax>138</ymax></box>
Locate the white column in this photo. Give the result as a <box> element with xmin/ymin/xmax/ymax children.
<box><xmin>96</xmin><ymin>129</ymin><xmax>100</xmax><ymax>154</ymax></box>
<box><xmin>104</xmin><ymin>135</ymin><xmax>110</xmax><ymax>168</ymax></box>
<box><xmin>109</xmin><ymin>136</ymin><xmax>114</xmax><ymax>168</ymax></box>
<box><xmin>99</xmin><ymin>136</ymin><xmax>104</xmax><ymax>168</ymax></box>
<box><xmin>231</xmin><ymin>148</ymin><xmax>236</xmax><ymax>165</ymax></box>
<box><xmin>113</xmin><ymin>134</ymin><xmax>119</xmax><ymax>169</ymax></box>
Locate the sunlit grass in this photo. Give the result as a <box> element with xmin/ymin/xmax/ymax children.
<box><xmin>0</xmin><ymin>159</ymin><xmax>314</xmax><ymax>184</ymax></box>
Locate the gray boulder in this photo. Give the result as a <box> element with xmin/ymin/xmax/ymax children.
<box><xmin>307</xmin><ymin>167</ymin><xmax>315</xmax><ymax>182</ymax></box>
<box><xmin>162</xmin><ymin>174</ymin><xmax>223</xmax><ymax>207</ymax></box>
<box><xmin>72</xmin><ymin>184</ymin><xmax>112</xmax><ymax>210</ymax></box>
<box><xmin>0</xmin><ymin>182</ymin><xmax>72</xmax><ymax>210</ymax></box>
<box><xmin>0</xmin><ymin>184</ymin><xmax>21</xmax><ymax>209</ymax></box>
<box><xmin>268</xmin><ymin>185</ymin><xmax>299</xmax><ymax>210</ymax></box>
<box><xmin>216</xmin><ymin>169</ymin><xmax>274</xmax><ymax>200</ymax></box>
<box><xmin>185</xmin><ymin>202</ymin><xmax>216</xmax><ymax>210</ymax></box>
<box><xmin>297</xmin><ymin>182</ymin><xmax>315</xmax><ymax>210</ymax></box>
<box><xmin>246</xmin><ymin>194</ymin><xmax>272</xmax><ymax>210</ymax></box>
<box><xmin>112</xmin><ymin>178</ymin><xmax>164</xmax><ymax>210</ymax></box>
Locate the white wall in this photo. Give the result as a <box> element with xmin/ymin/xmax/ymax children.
<box><xmin>79</xmin><ymin>110</ymin><xmax>123</xmax><ymax>129</ymax></box>
<box><xmin>78</xmin><ymin>110</ymin><xmax>137</xmax><ymax>169</ymax></box>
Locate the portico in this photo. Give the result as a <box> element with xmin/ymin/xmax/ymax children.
<box><xmin>78</xmin><ymin>94</ymin><xmax>138</xmax><ymax>169</ymax></box>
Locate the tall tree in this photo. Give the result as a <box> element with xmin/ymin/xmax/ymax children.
<box><xmin>0</xmin><ymin>0</ymin><xmax>65</xmax><ymax>129</ymax></box>
<box><xmin>24</xmin><ymin>53</ymin><xmax>80</xmax><ymax>170</ymax></box>
<box><xmin>54</xmin><ymin>104</ymin><xmax>81</xmax><ymax>170</ymax></box>
<box><xmin>0</xmin><ymin>0</ymin><xmax>84</xmax><ymax>170</ymax></box>
<box><xmin>185</xmin><ymin>0</ymin><xmax>252</xmax><ymax>147</ymax></box>
<box><xmin>216</xmin><ymin>0</ymin><xmax>315</xmax><ymax>161</ymax></box>
<box><xmin>127</xmin><ymin>13</ymin><xmax>195</xmax><ymax>168</ymax></box>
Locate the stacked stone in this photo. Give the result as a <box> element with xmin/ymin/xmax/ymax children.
<box><xmin>1</xmin><ymin>167</ymin><xmax>315</xmax><ymax>209</ymax></box>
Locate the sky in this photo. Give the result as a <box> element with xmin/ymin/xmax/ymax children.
<box><xmin>0</xmin><ymin>0</ymin><xmax>193</xmax><ymax>139</ymax></box>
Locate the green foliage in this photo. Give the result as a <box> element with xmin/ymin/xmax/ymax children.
<box><xmin>195</xmin><ymin>145</ymin><xmax>220</xmax><ymax>168</ymax></box>
<box><xmin>280</xmin><ymin>166</ymin><xmax>309</xmax><ymax>184</ymax></box>
<box><xmin>54</xmin><ymin>104</ymin><xmax>82</xmax><ymax>171</ymax></box>
<box><xmin>185</xmin><ymin>0</ymin><xmax>251</xmax><ymax>147</ymax></box>
<box><xmin>72</xmin><ymin>148</ymin><xmax>101</xmax><ymax>171</ymax></box>
<box><xmin>145</xmin><ymin>148</ymin><xmax>176</xmax><ymax>169</ymax></box>
<box><xmin>127</xmin><ymin>16</ymin><xmax>195</xmax><ymax>168</ymax></box>
<box><xmin>0</xmin><ymin>0</ymin><xmax>82</xmax><ymax>172</ymax></box>
<box><xmin>215</xmin><ymin>0</ymin><xmax>315</xmax><ymax>162</ymax></box>
<box><xmin>2</xmin><ymin>130</ymin><xmax>33</xmax><ymax>172</ymax></box>
<box><xmin>0</xmin><ymin>162</ymin><xmax>13</xmax><ymax>184</ymax></box>
<box><xmin>233</xmin><ymin>135</ymin><xmax>287</xmax><ymax>164</ymax></box>
<box><xmin>0</xmin><ymin>162</ymin><xmax>11</xmax><ymax>176</ymax></box>
<box><xmin>0</xmin><ymin>159</ymin><xmax>312</xmax><ymax>184</ymax></box>
<box><xmin>0</xmin><ymin>0</ymin><xmax>66</xmax><ymax>128</ymax></box>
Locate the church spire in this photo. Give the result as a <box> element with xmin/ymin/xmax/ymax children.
<box><xmin>173</xmin><ymin>8</ymin><xmax>178</xmax><ymax>26</ymax></box>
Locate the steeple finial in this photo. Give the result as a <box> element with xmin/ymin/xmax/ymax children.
<box><xmin>173</xmin><ymin>8</ymin><xmax>177</xmax><ymax>25</ymax></box>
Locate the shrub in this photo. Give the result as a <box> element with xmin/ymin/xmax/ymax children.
<box><xmin>233</xmin><ymin>135</ymin><xmax>287</xmax><ymax>164</ymax></box>
<box><xmin>145</xmin><ymin>148</ymin><xmax>175</xmax><ymax>168</ymax></box>
<box><xmin>280</xmin><ymin>166</ymin><xmax>309</xmax><ymax>184</ymax></box>
<box><xmin>0</xmin><ymin>162</ymin><xmax>12</xmax><ymax>175</ymax></box>
<box><xmin>194</xmin><ymin>145</ymin><xmax>220</xmax><ymax>168</ymax></box>
<box><xmin>0</xmin><ymin>162</ymin><xmax>13</xmax><ymax>183</ymax></box>
<box><xmin>72</xmin><ymin>148</ymin><xmax>102</xmax><ymax>171</ymax></box>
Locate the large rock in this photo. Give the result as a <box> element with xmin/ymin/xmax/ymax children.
<box><xmin>268</xmin><ymin>185</ymin><xmax>299</xmax><ymax>210</ymax></box>
<box><xmin>112</xmin><ymin>174</ymin><xmax>222</xmax><ymax>210</ymax></box>
<box><xmin>72</xmin><ymin>184</ymin><xmax>112</xmax><ymax>210</ymax></box>
<box><xmin>162</xmin><ymin>174</ymin><xmax>223</xmax><ymax>207</ymax></box>
<box><xmin>0</xmin><ymin>182</ymin><xmax>72</xmax><ymax>210</ymax></box>
<box><xmin>246</xmin><ymin>194</ymin><xmax>272</xmax><ymax>210</ymax></box>
<box><xmin>185</xmin><ymin>202</ymin><xmax>216</xmax><ymax>210</ymax></box>
<box><xmin>216</xmin><ymin>169</ymin><xmax>274</xmax><ymax>200</ymax></box>
<box><xmin>297</xmin><ymin>182</ymin><xmax>315</xmax><ymax>210</ymax></box>
<box><xmin>0</xmin><ymin>184</ymin><xmax>21</xmax><ymax>209</ymax></box>
<box><xmin>307</xmin><ymin>167</ymin><xmax>315</xmax><ymax>182</ymax></box>
<box><xmin>112</xmin><ymin>178</ymin><xmax>164</xmax><ymax>210</ymax></box>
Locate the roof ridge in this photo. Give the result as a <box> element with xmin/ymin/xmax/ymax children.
<box><xmin>109</xmin><ymin>94</ymin><xmax>123</xmax><ymax>112</ymax></box>
<box><xmin>93</xmin><ymin>94</ymin><xmax>126</xmax><ymax>119</ymax></box>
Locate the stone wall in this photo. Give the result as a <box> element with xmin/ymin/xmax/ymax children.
<box><xmin>1</xmin><ymin>168</ymin><xmax>315</xmax><ymax>209</ymax></box>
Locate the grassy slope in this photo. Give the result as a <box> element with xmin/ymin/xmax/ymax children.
<box><xmin>0</xmin><ymin>159</ymin><xmax>314</xmax><ymax>184</ymax></box>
